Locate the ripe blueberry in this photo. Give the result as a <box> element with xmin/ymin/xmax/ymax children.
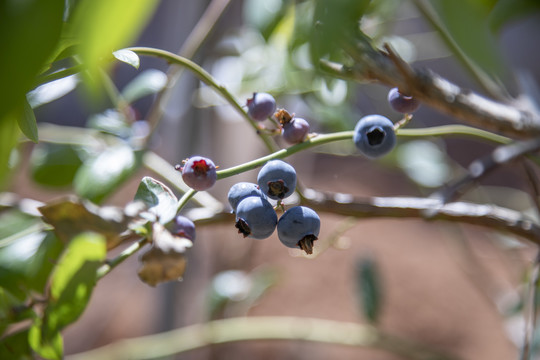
<box><xmin>353</xmin><ymin>115</ymin><xmax>396</xmax><ymax>158</ymax></box>
<box><xmin>171</xmin><ymin>215</ymin><xmax>196</xmax><ymax>241</ymax></box>
<box><xmin>177</xmin><ymin>156</ymin><xmax>217</xmax><ymax>191</ymax></box>
<box><xmin>247</xmin><ymin>92</ymin><xmax>276</xmax><ymax>122</ymax></box>
<box><xmin>257</xmin><ymin>160</ymin><xmax>297</xmax><ymax>200</ymax></box>
<box><xmin>387</xmin><ymin>87</ymin><xmax>420</xmax><ymax>113</ymax></box>
<box><xmin>227</xmin><ymin>182</ymin><xmax>266</xmax><ymax>212</ymax></box>
<box><xmin>235</xmin><ymin>196</ymin><xmax>277</xmax><ymax>239</ymax></box>
<box><xmin>277</xmin><ymin>206</ymin><xmax>320</xmax><ymax>255</ymax></box>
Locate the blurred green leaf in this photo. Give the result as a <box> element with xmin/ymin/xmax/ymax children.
<box><xmin>0</xmin><ymin>112</ymin><xmax>21</xmax><ymax>187</ymax></box>
<box><xmin>69</xmin><ymin>0</ymin><xmax>159</xmax><ymax>93</ymax></box>
<box><xmin>0</xmin><ymin>288</ymin><xmax>35</xmax><ymax>336</ymax></box>
<box><xmin>0</xmin><ymin>210</ymin><xmax>63</xmax><ymax>295</ymax></box>
<box><xmin>431</xmin><ymin>0</ymin><xmax>507</xmax><ymax>82</ymax></box>
<box><xmin>134</xmin><ymin>176</ymin><xmax>178</xmax><ymax>224</ymax></box>
<box><xmin>28</xmin><ymin>319</ymin><xmax>63</xmax><ymax>360</ymax></box>
<box><xmin>356</xmin><ymin>256</ymin><xmax>382</xmax><ymax>324</ymax></box>
<box><xmin>18</xmin><ymin>100</ymin><xmax>38</xmax><ymax>143</ymax></box>
<box><xmin>489</xmin><ymin>0</ymin><xmax>540</xmax><ymax>33</ymax></box>
<box><xmin>46</xmin><ymin>232</ymin><xmax>106</xmax><ymax>332</ymax></box>
<box><xmin>86</xmin><ymin>109</ymin><xmax>131</xmax><ymax>138</ymax></box>
<box><xmin>73</xmin><ymin>144</ymin><xmax>140</xmax><ymax>203</ymax></box>
<box><xmin>113</xmin><ymin>49</ymin><xmax>140</xmax><ymax>69</ymax></box>
<box><xmin>310</xmin><ymin>0</ymin><xmax>371</xmax><ymax>64</ymax></box>
<box><xmin>27</xmin><ymin>75</ymin><xmax>79</xmax><ymax>109</ymax></box>
<box><xmin>39</xmin><ymin>197</ymin><xmax>131</xmax><ymax>250</ymax></box>
<box><xmin>0</xmin><ymin>0</ymin><xmax>64</xmax><ymax>121</ymax></box>
<box><xmin>0</xmin><ymin>329</ymin><xmax>33</xmax><ymax>360</ymax></box>
<box><xmin>30</xmin><ymin>143</ymin><xmax>83</xmax><ymax>187</ymax></box>
<box><xmin>121</xmin><ymin>69</ymin><xmax>168</xmax><ymax>104</ymax></box>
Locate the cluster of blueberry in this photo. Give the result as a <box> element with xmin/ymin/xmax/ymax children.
<box><xmin>228</xmin><ymin>159</ymin><xmax>321</xmax><ymax>254</ymax></box>
<box><xmin>172</xmin><ymin>87</ymin><xmax>419</xmax><ymax>254</ymax></box>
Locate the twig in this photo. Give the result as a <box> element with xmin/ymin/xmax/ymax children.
<box><xmin>322</xmin><ymin>40</ymin><xmax>540</xmax><ymax>138</ymax></box>
<box><xmin>433</xmin><ymin>138</ymin><xmax>540</xmax><ymax>202</ymax></box>
<box><xmin>96</xmin><ymin>237</ymin><xmax>149</xmax><ymax>280</ymax></box>
<box><xmin>65</xmin><ymin>316</ymin><xmax>460</xmax><ymax>360</ymax></box>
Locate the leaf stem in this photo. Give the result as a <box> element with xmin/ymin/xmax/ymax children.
<box><xmin>96</xmin><ymin>237</ymin><xmax>148</xmax><ymax>280</ymax></box>
<box><xmin>127</xmin><ymin>46</ymin><xmax>277</xmax><ymax>153</ymax></box>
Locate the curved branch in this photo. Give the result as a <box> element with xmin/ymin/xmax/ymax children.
<box><xmin>322</xmin><ymin>39</ymin><xmax>540</xmax><ymax>138</ymax></box>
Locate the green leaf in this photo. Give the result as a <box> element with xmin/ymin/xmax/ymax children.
<box><xmin>0</xmin><ymin>231</ymin><xmax>64</xmax><ymax>296</ymax></box>
<box><xmin>113</xmin><ymin>49</ymin><xmax>140</xmax><ymax>69</ymax></box>
<box><xmin>356</xmin><ymin>256</ymin><xmax>382</xmax><ymax>324</ymax></box>
<box><xmin>18</xmin><ymin>100</ymin><xmax>38</xmax><ymax>143</ymax></box>
<box><xmin>45</xmin><ymin>232</ymin><xmax>106</xmax><ymax>332</ymax></box>
<box><xmin>86</xmin><ymin>109</ymin><xmax>131</xmax><ymax>138</ymax></box>
<box><xmin>73</xmin><ymin>144</ymin><xmax>140</xmax><ymax>203</ymax></box>
<box><xmin>121</xmin><ymin>69</ymin><xmax>168</xmax><ymax>104</ymax></box>
<box><xmin>69</xmin><ymin>0</ymin><xmax>159</xmax><ymax>93</ymax></box>
<box><xmin>0</xmin><ymin>111</ymin><xmax>21</xmax><ymax>188</ymax></box>
<box><xmin>0</xmin><ymin>0</ymin><xmax>64</xmax><ymax>121</ymax></box>
<box><xmin>134</xmin><ymin>176</ymin><xmax>178</xmax><ymax>224</ymax></box>
<box><xmin>30</xmin><ymin>143</ymin><xmax>83</xmax><ymax>187</ymax></box>
<box><xmin>27</xmin><ymin>74</ymin><xmax>79</xmax><ymax>109</ymax></box>
<box><xmin>28</xmin><ymin>319</ymin><xmax>63</xmax><ymax>360</ymax></box>
<box><xmin>0</xmin><ymin>288</ymin><xmax>35</xmax><ymax>336</ymax></box>
<box><xmin>431</xmin><ymin>0</ymin><xmax>507</xmax><ymax>81</ymax></box>
<box><xmin>39</xmin><ymin>197</ymin><xmax>131</xmax><ymax>250</ymax></box>
<box><xmin>0</xmin><ymin>329</ymin><xmax>33</xmax><ymax>360</ymax></box>
<box><xmin>489</xmin><ymin>0</ymin><xmax>540</xmax><ymax>33</ymax></box>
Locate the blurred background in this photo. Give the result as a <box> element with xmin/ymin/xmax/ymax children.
<box><xmin>9</xmin><ymin>0</ymin><xmax>540</xmax><ymax>359</ymax></box>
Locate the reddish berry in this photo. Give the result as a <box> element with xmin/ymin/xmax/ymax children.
<box><xmin>178</xmin><ymin>156</ymin><xmax>217</xmax><ymax>191</ymax></box>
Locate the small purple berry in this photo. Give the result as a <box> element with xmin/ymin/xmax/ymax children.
<box><xmin>247</xmin><ymin>92</ymin><xmax>276</xmax><ymax>122</ymax></box>
<box><xmin>387</xmin><ymin>87</ymin><xmax>420</xmax><ymax>113</ymax></box>
<box><xmin>171</xmin><ymin>215</ymin><xmax>196</xmax><ymax>241</ymax></box>
<box><xmin>178</xmin><ymin>156</ymin><xmax>217</xmax><ymax>191</ymax></box>
<box><xmin>282</xmin><ymin>117</ymin><xmax>310</xmax><ymax>144</ymax></box>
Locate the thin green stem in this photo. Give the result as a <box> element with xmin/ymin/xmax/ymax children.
<box><xmin>176</xmin><ymin>188</ymin><xmax>198</xmax><ymax>214</ymax></box>
<box><xmin>66</xmin><ymin>316</ymin><xmax>459</xmax><ymax>360</ymax></box>
<box><xmin>97</xmin><ymin>237</ymin><xmax>149</xmax><ymax>280</ymax></box>
<box><xmin>397</xmin><ymin>125</ymin><xmax>511</xmax><ymax>144</ymax></box>
<box><xmin>127</xmin><ymin>46</ymin><xmax>277</xmax><ymax>153</ymax></box>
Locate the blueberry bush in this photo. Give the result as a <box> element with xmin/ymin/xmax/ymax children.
<box><xmin>1</xmin><ymin>0</ymin><xmax>540</xmax><ymax>359</ymax></box>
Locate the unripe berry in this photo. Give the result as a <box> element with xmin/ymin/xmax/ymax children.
<box><xmin>177</xmin><ymin>156</ymin><xmax>217</xmax><ymax>191</ymax></box>
<box><xmin>171</xmin><ymin>215</ymin><xmax>196</xmax><ymax>241</ymax></box>
<box><xmin>246</xmin><ymin>92</ymin><xmax>276</xmax><ymax>122</ymax></box>
<box><xmin>387</xmin><ymin>87</ymin><xmax>420</xmax><ymax>113</ymax></box>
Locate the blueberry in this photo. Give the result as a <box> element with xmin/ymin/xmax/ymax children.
<box><xmin>277</xmin><ymin>206</ymin><xmax>320</xmax><ymax>254</ymax></box>
<box><xmin>282</xmin><ymin>117</ymin><xmax>310</xmax><ymax>144</ymax></box>
<box><xmin>247</xmin><ymin>92</ymin><xmax>276</xmax><ymax>122</ymax></box>
<box><xmin>178</xmin><ymin>156</ymin><xmax>217</xmax><ymax>191</ymax></box>
<box><xmin>353</xmin><ymin>115</ymin><xmax>396</xmax><ymax>158</ymax></box>
<box><xmin>171</xmin><ymin>215</ymin><xmax>196</xmax><ymax>241</ymax></box>
<box><xmin>235</xmin><ymin>196</ymin><xmax>277</xmax><ymax>239</ymax></box>
<box><xmin>257</xmin><ymin>160</ymin><xmax>297</xmax><ymax>200</ymax></box>
<box><xmin>227</xmin><ymin>182</ymin><xmax>266</xmax><ymax>212</ymax></box>
<box><xmin>387</xmin><ymin>87</ymin><xmax>420</xmax><ymax>113</ymax></box>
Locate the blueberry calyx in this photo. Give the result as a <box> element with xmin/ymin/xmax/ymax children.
<box><xmin>235</xmin><ymin>218</ymin><xmax>251</xmax><ymax>237</ymax></box>
<box><xmin>366</xmin><ymin>126</ymin><xmax>385</xmax><ymax>146</ymax></box>
<box><xmin>298</xmin><ymin>234</ymin><xmax>318</xmax><ymax>255</ymax></box>
<box><xmin>267</xmin><ymin>180</ymin><xmax>288</xmax><ymax>199</ymax></box>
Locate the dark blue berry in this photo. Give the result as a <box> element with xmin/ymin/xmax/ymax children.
<box><xmin>257</xmin><ymin>160</ymin><xmax>297</xmax><ymax>200</ymax></box>
<box><xmin>282</xmin><ymin>117</ymin><xmax>310</xmax><ymax>144</ymax></box>
<box><xmin>388</xmin><ymin>87</ymin><xmax>420</xmax><ymax>113</ymax></box>
<box><xmin>228</xmin><ymin>182</ymin><xmax>266</xmax><ymax>212</ymax></box>
<box><xmin>171</xmin><ymin>215</ymin><xmax>196</xmax><ymax>241</ymax></box>
<box><xmin>247</xmin><ymin>92</ymin><xmax>276</xmax><ymax>122</ymax></box>
<box><xmin>277</xmin><ymin>206</ymin><xmax>320</xmax><ymax>254</ymax></box>
<box><xmin>179</xmin><ymin>156</ymin><xmax>217</xmax><ymax>191</ymax></box>
<box><xmin>353</xmin><ymin>115</ymin><xmax>396</xmax><ymax>158</ymax></box>
<box><xmin>235</xmin><ymin>196</ymin><xmax>277</xmax><ymax>239</ymax></box>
